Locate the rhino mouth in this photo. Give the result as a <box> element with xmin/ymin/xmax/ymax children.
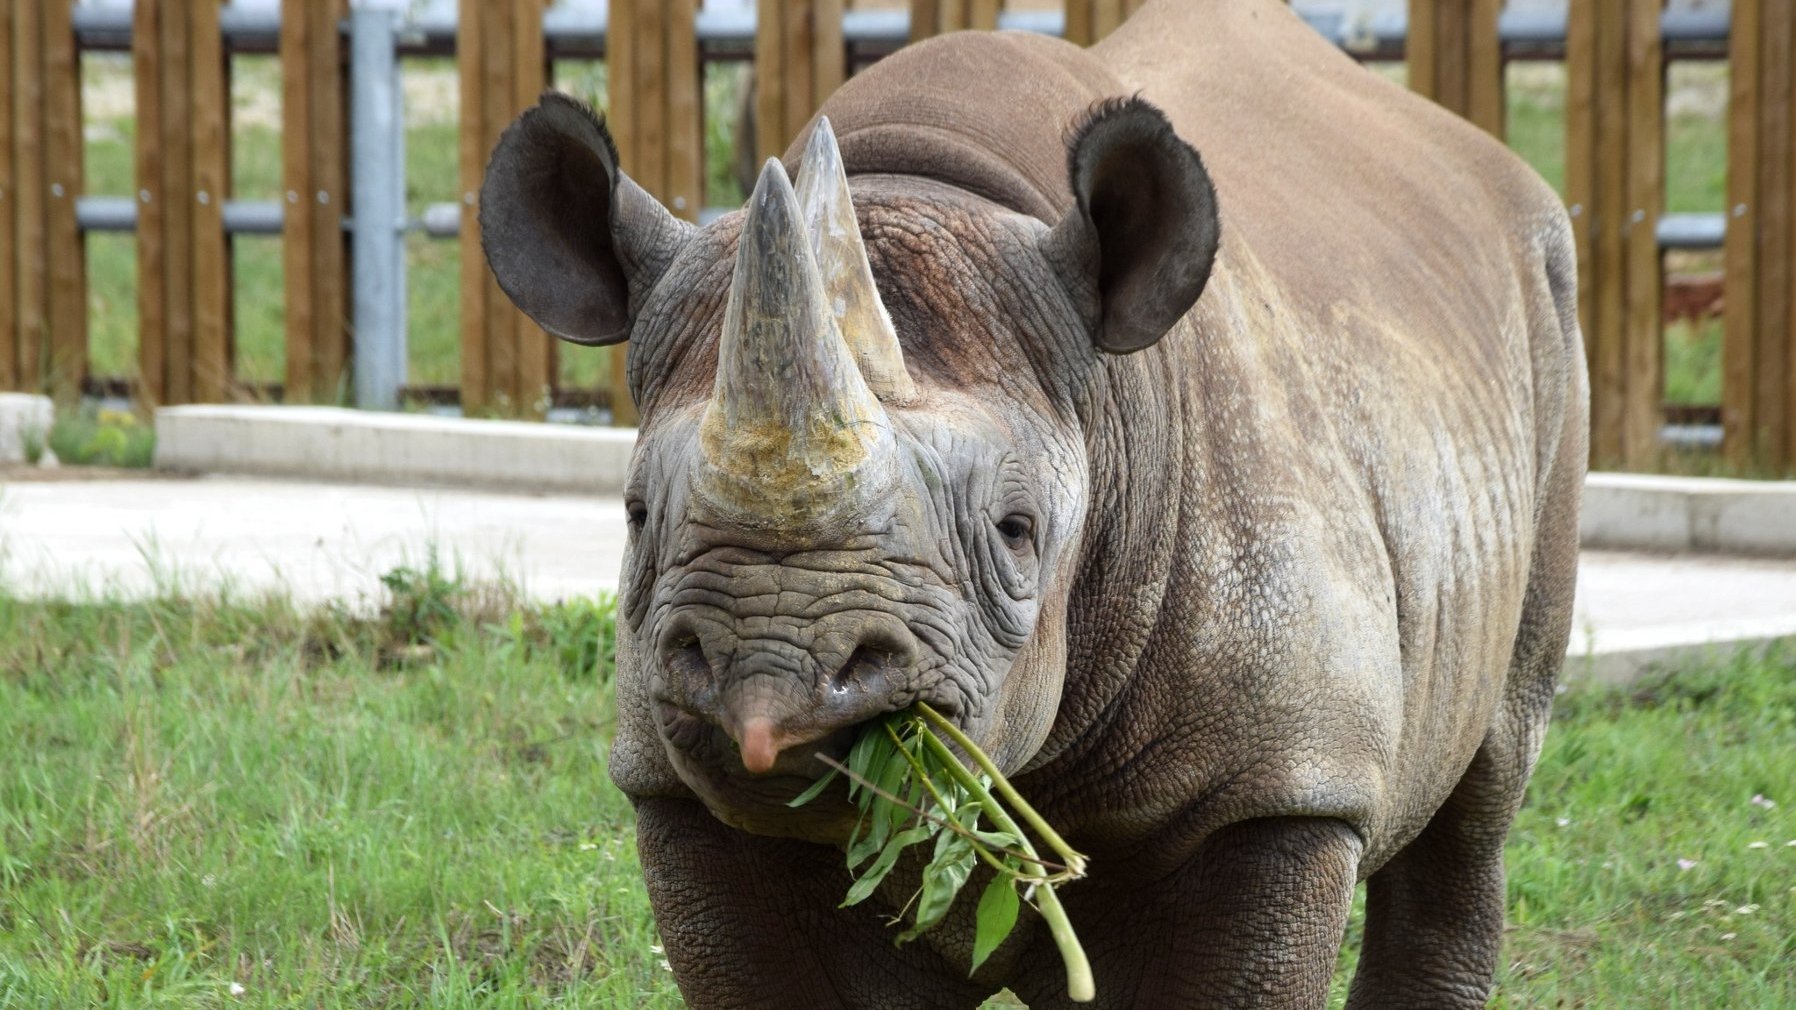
<box><xmin>655</xmin><ymin>699</ymin><xmax>861</xmax><ymax>780</ymax></box>
<box><xmin>651</xmin><ymin>678</ymin><xmax>964</xmax><ymax>841</ymax></box>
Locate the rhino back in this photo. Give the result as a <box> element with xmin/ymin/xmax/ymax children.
<box><xmin>790</xmin><ymin>30</ymin><xmax>1111</xmax><ymax>221</ymax></box>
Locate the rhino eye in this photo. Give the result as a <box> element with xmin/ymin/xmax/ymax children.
<box><xmin>995</xmin><ymin>514</ymin><xmax>1034</xmax><ymax>549</ymax></box>
<box><xmin>626</xmin><ymin>500</ymin><xmax>649</xmax><ymax>528</ymax></box>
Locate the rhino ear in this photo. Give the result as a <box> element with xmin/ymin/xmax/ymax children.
<box><xmin>1046</xmin><ymin>98</ymin><xmax>1219</xmax><ymax>354</ymax></box>
<box><xmin>480</xmin><ymin>92</ymin><xmax>695</xmax><ymax>346</ymax></box>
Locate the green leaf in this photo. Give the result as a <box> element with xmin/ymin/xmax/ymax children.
<box><xmin>898</xmin><ymin>826</ymin><xmax>977</xmax><ymax>943</ymax></box>
<box><xmin>969</xmin><ymin>874</ymin><xmax>1020</xmax><ymax>973</ymax></box>
<box><xmin>786</xmin><ymin>766</ymin><xmax>839</xmax><ymax>808</ymax></box>
<box><xmin>842</xmin><ymin>823</ymin><xmax>932</xmax><ymax>907</ymax></box>
<box><xmin>846</xmin><ymin>822</ymin><xmax>882</xmax><ymax>871</ymax></box>
<box><xmin>968</xmin><ymin>827</ymin><xmax>1020</xmax><ymax>850</ymax></box>
<box><xmin>867</xmin><ymin>740</ymin><xmax>912</xmax><ymax>847</ymax></box>
<box><xmin>845</xmin><ymin>722</ymin><xmax>883</xmax><ymax>787</ymax></box>
<box><xmin>845</xmin><ymin>724</ymin><xmax>905</xmax><ymax>869</ymax></box>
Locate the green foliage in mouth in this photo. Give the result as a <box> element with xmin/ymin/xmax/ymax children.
<box><xmin>790</xmin><ymin>703</ymin><xmax>1095</xmax><ymax>1003</ymax></box>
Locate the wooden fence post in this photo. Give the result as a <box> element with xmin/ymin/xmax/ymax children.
<box><xmin>10</xmin><ymin>0</ymin><xmax>44</xmax><ymax>393</ymax></box>
<box><xmin>281</xmin><ymin>0</ymin><xmax>351</xmax><ymax>403</ymax></box>
<box><xmin>2</xmin><ymin>0</ymin><xmax>83</xmax><ymax>396</ymax></box>
<box><xmin>1064</xmin><ymin>0</ymin><xmax>1144</xmax><ymax>47</ymax></box>
<box><xmin>1723</xmin><ymin>0</ymin><xmax>1796</xmax><ymax>468</ymax></box>
<box><xmin>605</xmin><ymin>0</ymin><xmax>703</xmax><ymax>427</ymax></box>
<box><xmin>909</xmin><ymin>0</ymin><xmax>1001</xmax><ymax>41</ymax></box>
<box><xmin>45</xmin><ymin>0</ymin><xmax>85</xmax><ymax>400</ymax></box>
<box><xmin>1566</xmin><ymin>0</ymin><xmax>1663</xmax><ymax>469</ymax></box>
<box><xmin>757</xmin><ymin>0</ymin><xmax>845</xmax><ymax>163</ymax></box>
<box><xmin>1</xmin><ymin>1</ymin><xmax>20</xmax><ymax>391</ymax></box>
<box><xmin>134</xmin><ymin>0</ymin><xmax>232</xmax><ymax>405</ymax></box>
<box><xmin>457</xmin><ymin>0</ymin><xmax>553</xmax><ymax>416</ymax></box>
<box><xmin>1408</xmin><ymin>0</ymin><xmax>1505</xmax><ymax>138</ymax></box>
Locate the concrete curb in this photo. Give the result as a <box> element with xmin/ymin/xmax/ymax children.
<box><xmin>155</xmin><ymin>405</ymin><xmax>635</xmax><ymax>494</ymax></box>
<box><xmin>1566</xmin><ymin>619</ymin><xmax>1796</xmax><ymax>686</ymax></box>
<box><xmin>153</xmin><ymin>408</ymin><xmax>1796</xmax><ymax>555</ymax></box>
<box><xmin>0</xmin><ymin>393</ymin><xmax>53</xmax><ymax>465</ymax></box>
<box><xmin>1582</xmin><ymin>472</ymin><xmax>1796</xmax><ymax>556</ymax></box>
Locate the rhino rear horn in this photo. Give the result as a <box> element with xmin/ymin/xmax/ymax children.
<box><xmin>794</xmin><ymin>118</ymin><xmax>917</xmax><ymax>403</ymax></box>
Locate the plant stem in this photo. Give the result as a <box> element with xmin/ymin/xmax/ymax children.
<box><xmin>912</xmin><ymin>723</ymin><xmax>1095</xmax><ymax>1001</ymax></box>
<box><xmin>916</xmin><ymin>703</ymin><xmax>1088</xmax><ymax>875</ymax></box>
<box><xmin>1032</xmin><ymin>880</ymin><xmax>1095</xmax><ymax>1003</ymax></box>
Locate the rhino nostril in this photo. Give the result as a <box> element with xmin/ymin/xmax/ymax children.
<box><xmin>828</xmin><ymin>628</ymin><xmax>914</xmax><ymax>693</ymax></box>
<box><xmin>829</xmin><ymin>645</ymin><xmax>880</xmax><ymax>692</ymax></box>
<box><xmin>661</xmin><ymin>634</ymin><xmax>709</xmax><ymax>680</ymax></box>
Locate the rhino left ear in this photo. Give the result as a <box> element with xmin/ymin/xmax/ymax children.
<box><xmin>480</xmin><ymin>92</ymin><xmax>694</xmax><ymax>346</ymax></box>
<box><xmin>1046</xmin><ymin>98</ymin><xmax>1219</xmax><ymax>354</ymax></box>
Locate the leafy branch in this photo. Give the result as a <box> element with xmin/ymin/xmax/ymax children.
<box><xmin>789</xmin><ymin>704</ymin><xmax>1094</xmax><ymax>1002</ymax></box>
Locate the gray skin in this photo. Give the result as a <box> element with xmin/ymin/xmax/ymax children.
<box><xmin>478</xmin><ymin>1</ymin><xmax>1588</xmax><ymax>1006</ymax></box>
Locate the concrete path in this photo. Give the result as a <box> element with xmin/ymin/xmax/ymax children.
<box><xmin>0</xmin><ymin>472</ymin><xmax>627</xmax><ymax>608</ymax></box>
<box><xmin>4</xmin><ymin>471</ymin><xmax>1793</xmax><ymax>682</ymax></box>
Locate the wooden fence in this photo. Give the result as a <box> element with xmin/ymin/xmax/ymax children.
<box><xmin>1</xmin><ymin>1</ymin><xmax>1791</xmax><ymax>470</ymax></box>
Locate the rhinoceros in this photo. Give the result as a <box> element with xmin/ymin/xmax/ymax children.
<box><xmin>478</xmin><ymin>1</ymin><xmax>1587</xmax><ymax>1006</ymax></box>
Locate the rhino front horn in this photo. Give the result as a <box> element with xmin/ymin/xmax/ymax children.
<box><xmin>795</xmin><ymin>118</ymin><xmax>917</xmax><ymax>404</ymax></box>
<box><xmin>698</xmin><ymin>159</ymin><xmax>897</xmax><ymax>518</ymax></box>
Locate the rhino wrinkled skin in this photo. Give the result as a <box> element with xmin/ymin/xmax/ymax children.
<box><xmin>478</xmin><ymin>1</ymin><xmax>1588</xmax><ymax>1006</ymax></box>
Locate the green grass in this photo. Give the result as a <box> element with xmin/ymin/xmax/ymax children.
<box><xmin>1665</xmin><ymin>316</ymin><xmax>1723</xmax><ymax>406</ymax></box>
<box><xmin>2</xmin><ymin>575</ymin><xmax>1792</xmax><ymax>1007</ymax></box>
<box><xmin>1504</xmin><ymin>62</ymin><xmax>1728</xmax><ymax>213</ymax></box>
<box><xmin>40</xmin><ymin>404</ymin><xmax>157</xmax><ymax>468</ymax></box>
<box><xmin>0</xmin><ymin>572</ymin><xmax>654</xmax><ymax>1008</ymax></box>
<box><xmin>1327</xmin><ymin>643</ymin><xmax>1796</xmax><ymax>1007</ymax></box>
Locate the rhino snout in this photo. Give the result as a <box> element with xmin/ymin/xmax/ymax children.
<box><xmin>652</xmin><ymin>611</ymin><xmax>930</xmax><ymax>777</ymax></box>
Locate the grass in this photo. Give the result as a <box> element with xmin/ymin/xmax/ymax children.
<box><xmin>38</xmin><ymin>405</ymin><xmax>157</xmax><ymax>468</ymax></box>
<box><xmin>0</xmin><ymin>568</ymin><xmax>651</xmax><ymax>1008</ymax></box>
<box><xmin>2</xmin><ymin>572</ymin><xmax>1792</xmax><ymax>1007</ymax></box>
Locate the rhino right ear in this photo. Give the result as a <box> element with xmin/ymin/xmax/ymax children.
<box><xmin>1045</xmin><ymin>97</ymin><xmax>1219</xmax><ymax>355</ymax></box>
<box><xmin>480</xmin><ymin>92</ymin><xmax>694</xmax><ymax>346</ymax></box>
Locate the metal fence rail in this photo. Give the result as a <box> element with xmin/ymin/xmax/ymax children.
<box><xmin>68</xmin><ymin>5</ymin><xmax>1734</xmax><ymax>55</ymax></box>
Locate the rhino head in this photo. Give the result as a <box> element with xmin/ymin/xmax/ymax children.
<box><xmin>480</xmin><ymin>92</ymin><xmax>1217</xmax><ymax>839</ymax></box>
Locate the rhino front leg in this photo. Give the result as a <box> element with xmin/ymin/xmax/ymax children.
<box><xmin>633</xmin><ymin>796</ymin><xmax>990</xmax><ymax>1010</ymax></box>
<box><xmin>1344</xmin><ymin>739</ymin><xmax>1529</xmax><ymax>1009</ymax></box>
<box><xmin>1016</xmin><ymin>816</ymin><xmax>1361</xmax><ymax>1010</ymax></box>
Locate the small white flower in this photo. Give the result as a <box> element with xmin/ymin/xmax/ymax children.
<box><xmin>1750</xmin><ymin>794</ymin><xmax>1776</xmax><ymax>809</ymax></box>
<box><xmin>578</xmin><ymin>842</ymin><xmax>598</xmax><ymax>851</ymax></box>
<box><xmin>1556</xmin><ymin>817</ymin><xmax>1572</xmax><ymax>828</ymax></box>
<box><xmin>1720</xmin><ymin>932</ymin><xmax>1737</xmax><ymax>941</ymax></box>
<box><xmin>202</xmin><ymin>874</ymin><xmax>218</xmax><ymax>888</ymax></box>
<box><xmin>650</xmin><ymin>943</ymin><xmax>664</xmax><ymax>954</ymax></box>
<box><xmin>658</xmin><ymin>958</ymin><xmax>673</xmax><ymax>972</ymax></box>
<box><xmin>1737</xmin><ymin>904</ymin><xmax>1760</xmax><ymax>915</ymax></box>
<box><xmin>1677</xmin><ymin>858</ymin><xmax>1699</xmax><ymax>871</ymax></box>
<box><xmin>229</xmin><ymin>982</ymin><xmax>246</xmax><ymax>997</ymax></box>
<box><xmin>1748</xmin><ymin>841</ymin><xmax>1770</xmax><ymax>850</ymax></box>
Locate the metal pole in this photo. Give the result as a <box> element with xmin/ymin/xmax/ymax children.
<box><xmin>350</xmin><ymin>3</ymin><xmax>407</xmax><ymax>411</ymax></box>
